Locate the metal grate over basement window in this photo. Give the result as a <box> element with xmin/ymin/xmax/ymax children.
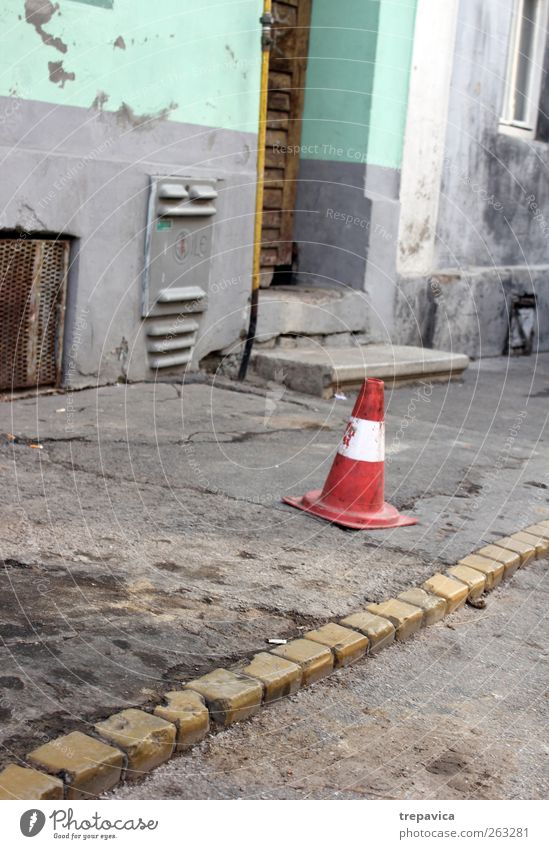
<box><xmin>0</xmin><ymin>237</ymin><xmax>68</xmax><ymax>391</ymax></box>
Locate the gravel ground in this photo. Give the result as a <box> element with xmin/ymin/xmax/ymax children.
<box><xmin>110</xmin><ymin>557</ymin><xmax>549</xmax><ymax>800</ymax></box>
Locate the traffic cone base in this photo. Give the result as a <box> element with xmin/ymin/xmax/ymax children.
<box><xmin>283</xmin><ymin>377</ymin><xmax>418</xmax><ymax>530</ymax></box>
<box><xmin>282</xmin><ymin>491</ymin><xmax>416</xmax><ymax>530</ymax></box>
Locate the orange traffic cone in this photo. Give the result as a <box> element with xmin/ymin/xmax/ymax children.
<box><xmin>283</xmin><ymin>378</ymin><xmax>417</xmax><ymax>529</ymax></box>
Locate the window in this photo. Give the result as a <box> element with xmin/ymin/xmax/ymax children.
<box><xmin>501</xmin><ymin>0</ymin><xmax>549</xmax><ymax>137</ymax></box>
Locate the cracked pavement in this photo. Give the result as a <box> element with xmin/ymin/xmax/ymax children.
<box><xmin>0</xmin><ymin>354</ymin><xmax>548</xmax><ymax>786</ymax></box>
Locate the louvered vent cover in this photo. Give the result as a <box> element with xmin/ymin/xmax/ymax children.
<box><xmin>0</xmin><ymin>238</ymin><xmax>68</xmax><ymax>391</ymax></box>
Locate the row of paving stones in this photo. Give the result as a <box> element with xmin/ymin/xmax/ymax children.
<box><xmin>1</xmin><ymin>523</ymin><xmax>548</xmax><ymax>800</ymax></box>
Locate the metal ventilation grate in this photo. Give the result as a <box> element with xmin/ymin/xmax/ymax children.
<box><xmin>0</xmin><ymin>238</ymin><xmax>68</xmax><ymax>391</ymax></box>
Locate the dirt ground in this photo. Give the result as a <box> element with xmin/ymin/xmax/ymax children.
<box><xmin>110</xmin><ymin>557</ymin><xmax>549</xmax><ymax>800</ymax></box>
<box><xmin>0</xmin><ymin>353</ymin><xmax>548</xmax><ymax>795</ymax></box>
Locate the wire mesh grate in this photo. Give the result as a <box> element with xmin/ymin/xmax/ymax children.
<box><xmin>0</xmin><ymin>238</ymin><xmax>68</xmax><ymax>391</ymax></box>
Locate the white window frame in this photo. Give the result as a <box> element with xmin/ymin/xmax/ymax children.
<box><xmin>500</xmin><ymin>0</ymin><xmax>549</xmax><ymax>139</ymax></box>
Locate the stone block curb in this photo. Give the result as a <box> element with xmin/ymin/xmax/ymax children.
<box><xmin>396</xmin><ymin>588</ymin><xmax>446</xmax><ymax>625</ymax></box>
<box><xmin>237</xmin><ymin>652</ymin><xmax>302</xmax><ymax>703</ymax></box>
<box><xmin>447</xmin><ymin>564</ymin><xmax>486</xmax><ymax>599</ymax></box>
<box><xmin>154</xmin><ymin>691</ymin><xmax>209</xmax><ymax>751</ymax></box>
<box><xmin>185</xmin><ymin>669</ymin><xmax>263</xmax><ymax>726</ymax></box>
<box><xmin>476</xmin><ymin>544</ymin><xmax>520</xmax><ymax>578</ymax></box>
<box><xmin>513</xmin><ymin>530</ymin><xmax>549</xmax><ymax>556</ymax></box>
<box><xmin>495</xmin><ymin>536</ymin><xmax>536</xmax><ymax>564</ymax></box>
<box><xmin>28</xmin><ymin>731</ymin><xmax>124</xmax><ymax>800</ymax></box>
<box><xmin>457</xmin><ymin>555</ymin><xmax>504</xmax><ymax>591</ymax></box>
<box><xmin>0</xmin><ymin>764</ymin><xmax>64</xmax><ymax>800</ymax></box>
<box><xmin>339</xmin><ymin>610</ymin><xmax>395</xmax><ymax>653</ymax></box>
<box><xmin>271</xmin><ymin>638</ymin><xmax>334</xmax><ymax>684</ymax></box>
<box><xmin>304</xmin><ymin>622</ymin><xmax>368</xmax><ymax>667</ymax></box>
<box><xmin>525</xmin><ymin>523</ymin><xmax>549</xmax><ymax>541</ymax></box>
<box><xmin>366</xmin><ymin>599</ymin><xmax>423</xmax><ymax>641</ymax></box>
<box><xmin>94</xmin><ymin>709</ymin><xmax>176</xmax><ymax>779</ymax></box>
<box><xmin>422</xmin><ymin>573</ymin><xmax>469</xmax><ymax>613</ymax></box>
<box><xmin>0</xmin><ymin>522</ymin><xmax>546</xmax><ymax>800</ymax></box>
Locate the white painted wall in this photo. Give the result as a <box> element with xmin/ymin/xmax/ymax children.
<box><xmin>397</xmin><ymin>0</ymin><xmax>460</xmax><ymax>276</ymax></box>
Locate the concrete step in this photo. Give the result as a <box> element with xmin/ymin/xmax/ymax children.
<box><xmin>256</xmin><ymin>286</ymin><xmax>368</xmax><ymax>342</ymax></box>
<box><xmin>252</xmin><ymin>344</ymin><xmax>470</xmax><ymax>398</ymax></box>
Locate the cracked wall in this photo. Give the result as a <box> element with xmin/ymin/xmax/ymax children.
<box><xmin>394</xmin><ymin>0</ymin><xmax>549</xmax><ymax>357</ymax></box>
<box><xmin>0</xmin><ymin>0</ymin><xmax>262</xmax><ymax>384</ymax></box>
<box><xmin>2</xmin><ymin>0</ymin><xmax>261</xmax><ymax>131</ymax></box>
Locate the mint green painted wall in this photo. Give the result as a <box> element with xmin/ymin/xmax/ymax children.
<box><xmin>0</xmin><ymin>0</ymin><xmax>261</xmax><ymax>132</ymax></box>
<box><xmin>367</xmin><ymin>0</ymin><xmax>417</xmax><ymax>170</ymax></box>
<box><xmin>300</xmin><ymin>0</ymin><xmax>380</xmax><ymax>163</ymax></box>
<box><xmin>300</xmin><ymin>0</ymin><xmax>417</xmax><ymax>169</ymax></box>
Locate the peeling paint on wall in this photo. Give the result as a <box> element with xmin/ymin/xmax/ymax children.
<box><xmin>2</xmin><ymin>0</ymin><xmax>261</xmax><ymax>133</ymax></box>
<box><xmin>24</xmin><ymin>0</ymin><xmax>67</xmax><ymax>53</ymax></box>
<box><xmin>90</xmin><ymin>90</ymin><xmax>109</xmax><ymax>110</ymax></box>
<box><xmin>114</xmin><ymin>101</ymin><xmax>178</xmax><ymax>129</ymax></box>
<box><xmin>48</xmin><ymin>60</ymin><xmax>75</xmax><ymax>87</ymax></box>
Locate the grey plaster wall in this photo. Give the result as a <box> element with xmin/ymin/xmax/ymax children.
<box><xmin>536</xmin><ymin>32</ymin><xmax>549</xmax><ymax>142</ymax></box>
<box><xmin>393</xmin><ymin>0</ymin><xmax>549</xmax><ymax>357</ymax></box>
<box><xmin>363</xmin><ymin>163</ymin><xmax>402</xmax><ymax>344</ymax></box>
<box><xmin>293</xmin><ymin>157</ymin><xmax>405</xmax><ymax>345</ymax></box>
<box><xmin>293</xmin><ymin>159</ymin><xmax>371</xmax><ymax>290</ymax></box>
<box><xmin>395</xmin><ymin>266</ymin><xmax>549</xmax><ymax>358</ymax></box>
<box><xmin>437</xmin><ymin>0</ymin><xmax>549</xmax><ymax>269</ymax></box>
<box><xmin>0</xmin><ymin>97</ymin><xmax>256</xmax><ymax>386</ymax></box>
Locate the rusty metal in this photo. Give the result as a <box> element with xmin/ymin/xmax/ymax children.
<box><xmin>0</xmin><ymin>238</ymin><xmax>68</xmax><ymax>391</ymax></box>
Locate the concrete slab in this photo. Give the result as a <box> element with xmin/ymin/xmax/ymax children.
<box><xmin>256</xmin><ymin>287</ymin><xmax>368</xmax><ymax>343</ymax></box>
<box><xmin>253</xmin><ymin>344</ymin><xmax>469</xmax><ymax>397</ymax></box>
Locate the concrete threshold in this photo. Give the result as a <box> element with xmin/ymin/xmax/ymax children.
<box><xmin>252</xmin><ymin>344</ymin><xmax>470</xmax><ymax>398</ymax></box>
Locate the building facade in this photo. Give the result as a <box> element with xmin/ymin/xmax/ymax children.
<box><xmin>0</xmin><ymin>0</ymin><xmax>547</xmax><ymax>392</ymax></box>
<box><xmin>0</xmin><ymin>0</ymin><xmax>261</xmax><ymax>388</ymax></box>
<box><xmin>394</xmin><ymin>0</ymin><xmax>549</xmax><ymax>358</ymax></box>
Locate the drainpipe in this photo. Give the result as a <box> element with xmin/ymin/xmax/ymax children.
<box><xmin>238</xmin><ymin>1</ymin><xmax>273</xmax><ymax>381</ymax></box>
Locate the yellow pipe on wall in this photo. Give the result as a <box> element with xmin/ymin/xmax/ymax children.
<box><xmin>252</xmin><ymin>0</ymin><xmax>272</xmax><ymax>293</ymax></box>
<box><xmin>238</xmin><ymin>0</ymin><xmax>273</xmax><ymax>381</ymax></box>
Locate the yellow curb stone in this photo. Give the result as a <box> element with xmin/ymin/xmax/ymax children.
<box><xmin>495</xmin><ymin>536</ymin><xmax>536</xmax><ymax>564</ymax></box>
<box><xmin>94</xmin><ymin>709</ymin><xmax>175</xmax><ymax>777</ymax></box>
<box><xmin>397</xmin><ymin>588</ymin><xmax>446</xmax><ymax>626</ymax></box>
<box><xmin>537</xmin><ymin>519</ymin><xmax>549</xmax><ymax>531</ymax></box>
<box><xmin>458</xmin><ymin>555</ymin><xmax>504</xmax><ymax>590</ymax></box>
<box><xmin>477</xmin><ymin>544</ymin><xmax>521</xmax><ymax>578</ymax></box>
<box><xmin>304</xmin><ymin>622</ymin><xmax>368</xmax><ymax>667</ymax></box>
<box><xmin>185</xmin><ymin>669</ymin><xmax>263</xmax><ymax>726</ymax></box>
<box><xmin>340</xmin><ymin>610</ymin><xmax>395</xmax><ymax>653</ymax></box>
<box><xmin>447</xmin><ymin>565</ymin><xmax>486</xmax><ymax>600</ymax></box>
<box><xmin>0</xmin><ymin>764</ymin><xmax>64</xmax><ymax>800</ymax></box>
<box><xmin>422</xmin><ymin>573</ymin><xmax>468</xmax><ymax>614</ymax></box>
<box><xmin>512</xmin><ymin>530</ymin><xmax>549</xmax><ymax>556</ymax></box>
<box><xmin>28</xmin><ymin>731</ymin><xmax>124</xmax><ymax>800</ymax></box>
<box><xmin>367</xmin><ymin>599</ymin><xmax>423</xmax><ymax>641</ymax></box>
<box><xmin>238</xmin><ymin>652</ymin><xmax>301</xmax><ymax>703</ymax></box>
<box><xmin>154</xmin><ymin>691</ymin><xmax>209</xmax><ymax>750</ymax></box>
<box><xmin>525</xmin><ymin>523</ymin><xmax>549</xmax><ymax>540</ymax></box>
<box><xmin>271</xmin><ymin>639</ymin><xmax>333</xmax><ymax>685</ymax></box>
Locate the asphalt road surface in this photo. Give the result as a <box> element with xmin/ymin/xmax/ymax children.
<box><xmin>0</xmin><ymin>353</ymin><xmax>548</xmax><ymax>796</ymax></box>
